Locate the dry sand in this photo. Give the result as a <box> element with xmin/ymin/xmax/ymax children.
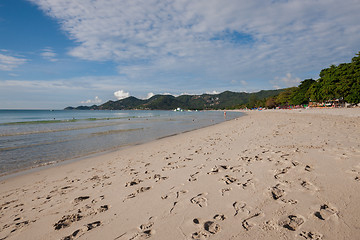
<box><xmin>1</xmin><ymin>108</ymin><xmax>359</xmax><ymax>240</ymax></box>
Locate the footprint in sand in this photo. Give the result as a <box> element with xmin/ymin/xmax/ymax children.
<box><xmin>128</xmin><ymin>219</ymin><xmax>155</xmax><ymax>240</ymax></box>
<box><xmin>299</xmin><ymin>231</ymin><xmax>323</xmax><ymax>240</ymax></box>
<box><xmin>87</xmin><ymin>174</ymin><xmax>112</xmax><ymax>188</ymax></box>
<box><xmin>191</xmin><ymin>230</ymin><xmax>210</xmax><ymax>239</ymax></box>
<box><xmin>213</xmin><ymin>214</ymin><xmax>226</xmax><ymax>221</ymax></box>
<box><xmin>76</xmin><ymin>198</ymin><xmax>109</xmax><ymax>216</ymax></box>
<box><xmin>73</xmin><ymin>196</ymin><xmax>90</xmax><ymax>203</ymax></box>
<box><xmin>239</xmin><ymin>156</ymin><xmax>252</xmax><ymax>164</ymax></box>
<box><xmin>242</xmin><ymin>212</ymin><xmax>262</xmax><ymax>231</ymax></box>
<box><xmin>314</xmin><ymin>204</ymin><xmax>338</xmax><ymax>220</ymax></box>
<box><xmin>86</xmin><ymin>221</ymin><xmax>101</xmax><ymax>231</ymax></box>
<box><xmin>280</xmin><ymin>199</ymin><xmax>298</xmax><ymax>205</ymax></box>
<box><xmin>300</xmin><ymin>180</ymin><xmax>318</xmax><ymax>192</ymax></box>
<box><xmin>97</xmin><ymin>205</ymin><xmax>109</xmax><ymax>213</ymax></box>
<box><xmin>232</xmin><ymin>201</ymin><xmax>250</xmax><ymax>216</ymax></box>
<box><xmin>274</xmin><ymin>167</ymin><xmax>291</xmax><ymax>179</ymax></box>
<box><xmin>62</xmin><ymin>228</ymin><xmax>83</xmax><ymax>240</ymax></box>
<box><xmin>279</xmin><ymin>215</ymin><xmax>304</xmax><ymax>231</ymax></box>
<box><xmin>128</xmin><ymin>169</ymin><xmax>139</xmax><ymax>176</ymax></box>
<box><xmin>291</xmin><ymin>161</ymin><xmax>300</xmax><ymax>166</ymax></box>
<box><xmin>54</xmin><ymin>214</ymin><xmax>83</xmax><ymax>230</ymax></box>
<box><xmin>183</xmin><ymin>157</ymin><xmax>194</xmax><ymax>162</ymax></box>
<box><xmin>237</xmin><ymin>178</ymin><xmax>254</xmax><ymax>189</ymax></box>
<box><xmin>137</xmin><ymin>186</ymin><xmax>151</xmax><ymax>193</ymax></box>
<box><xmin>348</xmin><ymin>169</ymin><xmax>360</xmax><ymax>182</ymax></box>
<box><xmin>153</xmin><ymin>174</ymin><xmax>168</xmax><ymax>182</ymax></box>
<box><xmin>2</xmin><ymin>219</ymin><xmax>34</xmax><ymax>238</ymax></box>
<box><xmin>203</xmin><ymin>221</ymin><xmax>221</xmax><ymax>234</ymax></box>
<box><xmin>220</xmin><ymin>187</ymin><xmax>232</xmax><ymax>196</ymax></box>
<box><xmin>190</xmin><ymin>193</ymin><xmax>208</xmax><ymax>208</ymax></box>
<box><xmin>124</xmin><ymin>187</ymin><xmax>152</xmax><ymax>201</ymax></box>
<box><xmin>189</xmin><ymin>172</ymin><xmax>200</xmax><ymax>182</ymax></box>
<box><xmin>304</xmin><ymin>165</ymin><xmax>313</xmax><ymax>172</ymax></box>
<box><xmin>1</xmin><ymin>199</ymin><xmax>18</xmax><ymax>211</ymax></box>
<box><xmin>161</xmin><ymin>165</ymin><xmax>186</xmax><ymax>171</ymax></box>
<box><xmin>195</xmin><ymin>164</ymin><xmax>206</xmax><ymax>169</ymax></box>
<box><xmin>191</xmin><ymin>215</ymin><xmax>224</xmax><ymax>239</ymax></box>
<box><xmin>125</xmin><ymin>179</ymin><xmax>143</xmax><ymax>187</ymax></box>
<box><xmin>270</xmin><ymin>184</ymin><xmax>284</xmax><ymax>200</ymax></box>
<box><xmin>230</xmin><ymin>166</ymin><xmax>253</xmax><ymax>177</ymax></box>
<box><xmin>50</xmin><ymin>185</ymin><xmax>74</xmax><ymax>195</ymax></box>
<box><xmin>261</xmin><ymin>220</ymin><xmax>278</xmax><ymax>231</ymax></box>
<box><xmin>207</xmin><ymin>165</ymin><xmax>228</xmax><ymax>174</ymax></box>
<box><xmin>91</xmin><ymin>195</ymin><xmax>105</xmax><ymax>204</ymax></box>
<box><xmin>139</xmin><ymin>221</ymin><xmax>154</xmax><ymax>231</ymax></box>
<box><xmin>221</xmin><ymin>175</ymin><xmax>237</xmax><ymax>185</ymax></box>
<box><xmin>161</xmin><ymin>188</ymin><xmax>188</xmax><ymax>200</ymax></box>
<box><xmin>169</xmin><ymin>201</ymin><xmax>178</xmax><ymax>213</ymax></box>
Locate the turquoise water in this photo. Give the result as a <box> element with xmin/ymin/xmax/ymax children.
<box><xmin>0</xmin><ymin>110</ymin><xmax>243</xmax><ymax>175</ymax></box>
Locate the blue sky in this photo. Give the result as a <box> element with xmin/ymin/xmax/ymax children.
<box><xmin>1</xmin><ymin>0</ymin><xmax>360</xmax><ymax>109</ymax></box>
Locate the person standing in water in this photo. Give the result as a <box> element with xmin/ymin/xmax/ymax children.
<box><xmin>224</xmin><ymin>111</ymin><xmax>227</xmax><ymax>119</ymax></box>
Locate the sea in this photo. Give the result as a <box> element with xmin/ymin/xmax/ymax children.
<box><xmin>0</xmin><ymin>109</ymin><xmax>243</xmax><ymax>176</ymax></box>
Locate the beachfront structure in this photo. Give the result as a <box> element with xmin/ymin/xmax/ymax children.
<box><xmin>309</xmin><ymin>99</ymin><xmax>346</xmax><ymax>108</ymax></box>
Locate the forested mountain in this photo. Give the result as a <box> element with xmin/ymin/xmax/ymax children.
<box><xmin>65</xmin><ymin>89</ymin><xmax>284</xmax><ymax>110</ymax></box>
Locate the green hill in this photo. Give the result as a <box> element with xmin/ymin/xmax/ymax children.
<box><xmin>65</xmin><ymin>89</ymin><xmax>285</xmax><ymax>110</ymax></box>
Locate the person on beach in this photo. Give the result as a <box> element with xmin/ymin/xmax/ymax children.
<box><xmin>224</xmin><ymin>111</ymin><xmax>227</xmax><ymax>119</ymax></box>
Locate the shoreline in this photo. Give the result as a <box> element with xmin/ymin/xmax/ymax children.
<box><xmin>0</xmin><ymin>114</ymin><xmax>242</xmax><ymax>181</ymax></box>
<box><xmin>1</xmin><ymin>108</ymin><xmax>359</xmax><ymax>240</ymax></box>
<box><xmin>0</xmin><ymin>110</ymin><xmax>243</xmax><ymax>179</ymax></box>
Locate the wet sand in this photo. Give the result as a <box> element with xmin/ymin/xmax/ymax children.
<box><xmin>1</xmin><ymin>108</ymin><xmax>359</xmax><ymax>240</ymax></box>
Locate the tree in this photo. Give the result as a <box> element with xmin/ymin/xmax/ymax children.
<box><xmin>305</xmin><ymin>51</ymin><xmax>360</xmax><ymax>104</ymax></box>
<box><xmin>246</xmin><ymin>94</ymin><xmax>258</xmax><ymax>108</ymax></box>
<box><xmin>265</xmin><ymin>97</ymin><xmax>277</xmax><ymax>108</ymax></box>
<box><xmin>275</xmin><ymin>87</ymin><xmax>297</xmax><ymax>106</ymax></box>
<box><xmin>289</xmin><ymin>79</ymin><xmax>315</xmax><ymax>105</ymax></box>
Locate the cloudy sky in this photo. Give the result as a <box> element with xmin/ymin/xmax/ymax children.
<box><xmin>1</xmin><ymin>0</ymin><xmax>360</xmax><ymax>109</ymax></box>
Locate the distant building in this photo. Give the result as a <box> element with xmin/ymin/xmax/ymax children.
<box><xmin>309</xmin><ymin>99</ymin><xmax>345</xmax><ymax>108</ymax></box>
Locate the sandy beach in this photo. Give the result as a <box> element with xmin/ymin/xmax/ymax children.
<box><xmin>1</xmin><ymin>108</ymin><xmax>359</xmax><ymax>240</ymax></box>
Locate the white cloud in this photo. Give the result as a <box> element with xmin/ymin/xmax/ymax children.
<box><xmin>0</xmin><ymin>75</ymin><xmax>151</xmax><ymax>94</ymax></box>
<box><xmin>114</xmin><ymin>90</ymin><xmax>130</xmax><ymax>100</ymax></box>
<box><xmin>80</xmin><ymin>96</ymin><xmax>102</xmax><ymax>104</ymax></box>
<box><xmin>0</xmin><ymin>79</ymin><xmax>81</xmax><ymax>90</ymax></box>
<box><xmin>28</xmin><ymin>0</ymin><xmax>360</xmax><ymax>91</ymax></box>
<box><xmin>41</xmin><ymin>47</ymin><xmax>58</xmax><ymax>62</ymax></box>
<box><xmin>240</xmin><ymin>80</ymin><xmax>248</xmax><ymax>86</ymax></box>
<box><xmin>8</xmin><ymin>73</ymin><xmax>19</xmax><ymax>77</ymax></box>
<box><xmin>206</xmin><ymin>90</ymin><xmax>220</xmax><ymax>95</ymax></box>
<box><xmin>270</xmin><ymin>73</ymin><xmax>301</xmax><ymax>89</ymax></box>
<box><xmin>0</xmin><ymin>53</ymin><xmax>27</xmax><ymax>71</ymax></box>
<box><xmin>145</xmin><ymin>92</ymin><xmax>154</xmax><ymax>99</ymax></box>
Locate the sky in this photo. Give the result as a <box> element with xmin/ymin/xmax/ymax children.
<box><xmin>0</xmin><ymin>0</ymin><xmax>360</xmax><ymax>109</ymax></box>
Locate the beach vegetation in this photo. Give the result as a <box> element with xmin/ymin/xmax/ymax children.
<box><xmin>305</xmin><ymin>52</ymin><xmax>360</xmax><ymax>104</ymax></box>
<box><xmin>259</xmin><ymin>51</ymin><xmax>360</xmax><ymax>108</ymax></box>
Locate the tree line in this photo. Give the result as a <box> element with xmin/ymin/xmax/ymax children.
<box><xmin>244</xmin><ymin>51</ymin><xmax>360</xmax><ymax>109</ymax></box>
